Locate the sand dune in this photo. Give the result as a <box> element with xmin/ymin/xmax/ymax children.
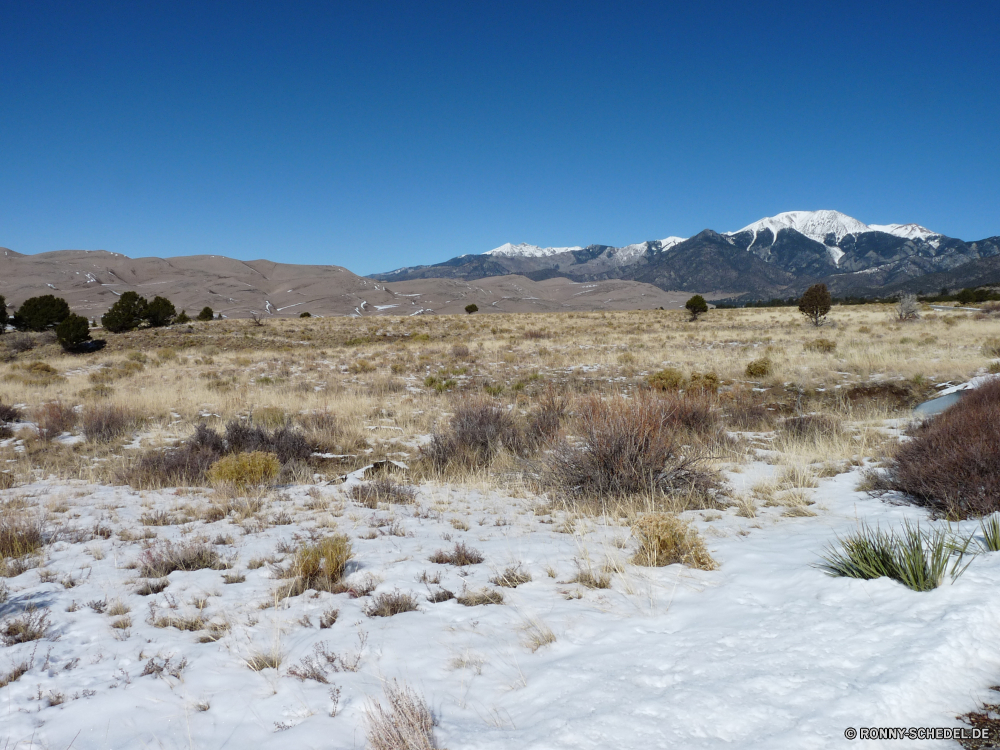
<box><xmin>0</xmin><ymin>247</ymin><xmax>710</xmax><ymax>318</ymax></box>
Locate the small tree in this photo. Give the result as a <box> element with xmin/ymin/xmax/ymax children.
<box><xmin>197</xmin><ymin>306</ymin><xmax>214</xmax><ymax>321</ymax></box>
<box><xmin>174</xmin><ymin>310</ymin><xmax>191</xmax><ymax>324</ymax></box>
<box><xmin>465</xmin><ymin>304</ymin><xmax>478</xmax><ymax>315</ymax></box>
<box><xmin>299</xmin><ymin>311</ymin><xmax>311</xmax><ymax>318</ymax></box>
<box><xmin>102</xmin><ymin>291</ymin><xmax>148</xmax><ymax>333</ymax></box>
<box><xmin>12</xmin><ymin>295</ymin><xmax>71</xmax><ymax>331</ymax></box>
<box><xmin>56</xmin><ymin>314</ymin><xmax>92</xmax><ymax>351</ymax></box>
<box><xmin>895</xmin><ymin>293</ymin><xmax>920</xmax><ymax>321</ymax></box>
<box><xmin>145</xmin><ymin>296</ymin><xmax>176</xmax><ymax>327</ymax></box>
<box><xmin>956</xmin><ymin>288</ymin><xmax>977</xmax><ymax>305</ymax></box>
<box><xmin>0</xmin><ymin>295</ymin><xmax>8</xmax><ymax>333</ymax></box>
<box><xmin>798</xmin><ymin>283</ymin><xmax>832</xmax><ymax>327</ymax></box>
<box><xmin>685</xmin><ymin>295</ymin><xmax>708</xmax><ymax>321</ymax></box>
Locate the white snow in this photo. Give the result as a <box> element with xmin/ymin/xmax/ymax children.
<box><xmin>868</xmin><ymin>223</ymin><xmax>941</xmax><ymax>242</ymax></box>
<box><xmin>486</xmin><ymin>243</ymin><xmax>583</xmax><ymax>258</ymax></box>
<box><xmin>2</xmin><ymin>466</ymin><xmax>1000</xmax><ymax>749</ymax></box>
<box><xmin>731</xmin><ymin>211</ymin><xmax>942</xmax><ymax>245</ymax></box>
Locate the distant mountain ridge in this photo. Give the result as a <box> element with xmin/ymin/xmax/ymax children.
<box><xmin>371</xmin><ymin>210</ymin><xmax>1000</xmax><ymax>299</ymax></box>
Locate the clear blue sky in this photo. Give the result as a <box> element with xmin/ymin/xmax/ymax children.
<box><xmin>2</xmin><ymin>1</ymin><xmax>998</xmax><ymax>275</ymax></box>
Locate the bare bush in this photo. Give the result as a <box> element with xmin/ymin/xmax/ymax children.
<box><xmin>4</xmin><ymin>332</ymin><xmax>34</xmax><ymax>354</ymax></box>
<box><xmin>136</xmin><ymin>542</ymin><xmax>226</xmax><ymax>578</ymax></box>
<box><xmin>365</xmin><ymin>680</ymin><xmax>440</xmax><ymax>750</ymax></box>
<box><xmin>82</xmin><ymin>404</ymin><xmax>143</xmax><ymax>443</ymax></box>
<box><xmin>423</xmin><ymin>398</ymin><xmax>525</xmax><ymax>469</ymax></box>
<box><xmin>870</xmin><ymin>379</ymin><xmax>1000</xmax><ymax>517</ymax></box>
<box><xmin>350</xmin><ymin>478</ymin><xmax>416</xmax><ymax>508</ymax></box>
<box><xmin>428</xmin><ymin>542</ymin><xmax>484</xmax><ymax>566</ymax></box>
<box><xmin>456</xmin><ymin>588</ymin><xmax>505</xmax><ymax>606</ymax></box>
<box><xmin>0</xmin><ymin>514</ymin><xmax>45</xmax><ymax>562</ymax></box>
<box><xmin>34</xmin><ymin>401</ymin><xmax>77</xmax><ymax>441</ymax></box>
<box><xmin>0</xmin><ymin>402</ymin><xmax>22</xmax><ymax>424</ymax></box>
<box><xmin>364</xmin><ymin>590</ymin><xmax>419</xmax><ymax>617</ymax></box>
<box><xmin>895</xmin><ymin>293</ymin><xmax>920</xmax><ymax>321</ymax></box>
<box><xmin>525</xmin><ymin>389</ymin><xmax>566</xmax><ymax>447</ymax></box>
<box><xmin>546</xmin><ymin>394</ymin><xmax>719</xmax><ymax>501</ymax></box>
<box><xmin>1</xmin><ymin>607</ymin><xmax>51</xmax><ymax>645</ymax></box>
<box><xmin>223</xmin><ymin>420</ymin><xmax>313</xmax><ymax>464</ymax></box>
<box><xmin>490</xmin><ymin>565</ymin><xmax>532</xmax><ymax>588</ymax></box>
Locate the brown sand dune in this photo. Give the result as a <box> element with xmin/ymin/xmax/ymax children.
<box><xmin>0</xmin><ymin>247</ymin><xmax>717</xmax><ymax>319</ymax></box>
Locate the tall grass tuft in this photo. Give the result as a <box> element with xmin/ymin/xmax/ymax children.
<box><xmin>818</xmin><ymin>521</ymin><xmax>974</xmax><ymax>591</ymax></box>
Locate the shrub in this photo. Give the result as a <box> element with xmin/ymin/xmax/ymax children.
<box><xmin>364</xmin><ymin>590</ymin><xmax>419</xmax><ymax>617</ymax></box>
<box><xmin>817</xmin><ymin>522</ymin><xmax>972</xmax><ymax>591</ymax></box>
<box><xmin>0</xmin><ymin>514</ymin><xmax>45</xmax><ymax>562</ymax></box>
<box><xmin>365</xmin><ymin>680</ymin><xmax>439</xmax><ymax>750</ymax></box>
<box><xmin>450</xmin><ymin>343</ymin><xmax>470</xmax><ymax>358</ymax></box>
<box><xmin>423</xmin><ymin>398</ymin><xmax>525</xmax><ymax>469</ymax></box>
<box><xmin>804</xmin><ymin>338</ymin><xmax>837</xmax><ymax>353</ymax></box>
<box><xmin>136</xmin><ymin>542</ymin><xmax>226</xmax><ymax>578</ymax></box>
<box><xmin>174</xmin><ymin>310</ymin><xmax>191</xmax><ymax>324</ymax></box>
<box><xmin>208</xmin><ymin>451</ymin><xmax>281</xmax><ymax>491</ymax></box>
<box><xmin>648</xmin><ymin>367</ymin><xmax>684</xmax><ymax>391</ymax></box>
<box><xmin>456</xmin><ymin>588</ymin><xmax>505</xmax><ymax>606</ymax></box>
<box><xmin>299</xmin><ymin>311</ymin><xmax>311</xmax><ymax>318</ymax></box>
<box><xmin>0</xmin><ymin>402</ymin><xmax>22</xmax><ymax>424</ymax></box>
<box><xmin>222</xmin><ymin>420</ymin><xmax>314</xmax><ymax>464</ymax></box>
<box><xmin>0</xmin><ymin>294</ymin><xmax>7</xmax><ymax>332</ymax></box>
<box><xmin>4</xmin><ymin>332</ymin><xmax>34</xmax><ymax>353</ymax></box>
<box><xmin>631</xmin><ymin>513</ymin><xmax>717</xmax><ymax>570</ymax></box>
<box><xmin>744</xmin><ymin>357</ymin><xmax>772</xmax><ymax>378</ymax></box>
<box><xmin>429</xmin><ymin>542</ymin><xmax>484</xmax><ymax>566</ymax></box>
<box><xmin>983</xmin><ymin>338</ymin><xmax>1000</xmax><ymax>358</ymax></box>
<box><xmin>778</xmin><ymin>414</ymin><xmax>842</xmax><ymax>439</ymax></box>
<box><xmin>547</xmin><ymin>394</ymin><xmax>717</xmax><ymax>500</ymax></box>
<box><xmin>102</xmin><ymin>291</ymin><xmax>148</xmax><ymax>333</ymax></box>
<box><xmin>798</xmin><ymin>283</ymin><xmax>832</xmax><ymax>326</ymax></box>
<box><xmin>82</xmin><ymin>404</ymin><xmax>142</xmax><ymax>443</ymax></box>
<box><xmin>1</xmin><ymin>608</ymin><xmax>51</xmax><ymax>645</ymax></box>
<box><xmin>281</xmin><ymin>535</ymin><xmax>353</xmax><ymax>597</ymax></box>
<box><xmin>34</xmin><ymin>401</ymin><xmax>77</xmax><ymax>441</ymax></box>
<box><xmin>12</xmin><ymin>295</ymin><xmax>70</xmax><ymax>331</ymax></box>
<box><xmin>525</xmin><ymin>389</ymin><xmax>566</xmax><ymax>446</ymax></box>
<box><xmin>464</xmin><ymin>304</ymin><xmax>478</xmax><ymax>314</ymax></box>
<box><xmin>56</xmin><ymin>314</ymin><xmax>91</xmax><ymax>351</ymax></box>
<box><xmin>685</xmin><ymin>294</ymin><xmax>708</xmax><ymax>321</ymax></box>
<box><xmin>197</xmin><ymin>306</ymin><xmax>214</xmax><ymax>321</ymax></box>
<box><xmin>871</xmin><ymin>379</ymin><xmax>1000</xmax><ymax>517</ymax></box>
<box><xmin>490</xmin><ymin>565</ymin><xmax>532</xmax><ymax>588</ymax></box>
<box><xmin>350</xmin><ymin>478</ymin><xmax>416</xmax><ymax>508</ymax></box>
<box><xmin>145</xmin><ymin>296</ymin><xmax>177</xmax><ymax>327</ymax></box>
<box><xmin>895</xmin><ymin>293</ymin><xmax>920</xmax><ymax>321</ymax></box>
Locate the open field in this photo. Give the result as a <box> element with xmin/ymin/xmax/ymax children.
<box><xmin>2</xmin><ymin>303</ymin><xmax>1000</xmax><ymax>749</ymax></box>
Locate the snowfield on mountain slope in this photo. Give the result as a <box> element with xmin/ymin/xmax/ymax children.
<box><xmin>3</xmin><ymin>468</ymin><xmax>1000</xmax><ymax>749</ymax></box>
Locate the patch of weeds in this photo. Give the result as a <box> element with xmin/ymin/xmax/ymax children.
<box><xmin>429</xmin><ymin>542</ymin><xmax>484</xmax><ymax>566</ymax></box>
<box><xmin>280</xmin><ymin>534</ymin><xmax>353</xmax><ymax>597</ymax></box>
<box><xmin>1</xmin><ymin>607</ymin><xmax>51</xmax><ymax>645</ymax></box>
<box><xmin>427</xmin><ymin>588</ymin><xmax>454</xmax><ymax>603</ymax></box>
<box><xmin>222</xmin><ymin>571</ymin><xmax>246</xmax><ymax>584</ymax></box>
<box><xmin>136</xmin><ymin>578</ymin><xmax>170</xmax><ymax>596</ymax></box>
<box><xmin>363</xmin><ymin>590</ymin><xmax>419</xmax><ymax>617</ymax></box>
<box><xmin>319</xmin><ymin>607</ymin><xmax>339</xmax><ymax>628</ymax></box>
<box><xmin>350</xmin><ymin>478</ymin><xmax>416</xmax><ymax>508</ymax></box>
<box><xmin>456</xmin><ymin>588</ymin><xmax>504</xmax><ymax>606</ymax></box>
<box><xmin>570</xmin><ymin>565</ymin><xmax>611</xmax><ymax>589</ymax></box>
<box><xmin>364</xmin><ymin>680</ymin><xmax>439</xmax><ymax>750</ymax></box>
<box><xmin>632</xmin><ymin>513</ymin><xmax>718</xmax><ymax>570</ymax></box>
<box><xmin>136</xmin><ymin>542</ymin><xmax>227</xmax><ymax>578</ymax></box>
<box><xmin>490</xmin><ymin>565</ymin><xmax>532</xmax><ymax>588</ymax></box>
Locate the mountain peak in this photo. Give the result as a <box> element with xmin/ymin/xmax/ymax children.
<box><xmin>729</xmin><ymin>210</ymin><xmax>941</xmax><ymax>245</ymax></box>
<box><xmin>485</xmin><ymin>242</ymin><xmax>583</xmax><ymax>258</ymax></box>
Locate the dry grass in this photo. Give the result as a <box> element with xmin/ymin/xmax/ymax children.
<box><xmin>0</xmin><ymin>511</ymin><xmax>45</xmax><ymax>566</ymax></box>
<box><xmin>429</xmin><ymin>542</ymin><xmax>484</xmax><ymax>566</ymax></box>
<box><xmin>81</xmin><ymin>403</ymin><xmax>143</xmax><ymax>443</ymax></box>
<box><xmin>208</xmin><ymin>451</ymin><xmax>281</xmax><ymax>492</ymax></box>
<box><xmin>364</xmin><ymin>590</ymin><xmax>419</xmax><ymax>617</ymax></box>
<box><xmin>1</xmin><ymin>607</ymin><xmax>51</xmax><ymax>645</ymax></box>
<box><xmin>631</xmin><ymin>512</ymin><xmax>717</xmax><ymax>570</ymax></box>
<box><xmin>350</xmin><ymin>478</ymin><xmax>417</xmax><ymax>508</ymax></box>
<box><xmin>365</xmin><ymin>680</ymin><xmax>440</xmax><ymax>750</ymax></box>
<box><xmin>280</xmin><ymin>534</ymin><xmax>353</xmax><ymax>597</ymax></box>
<box><xmin>136</xmin><ymin>541</ymin><xmax>227</xmax><ymax>578</ymax></box>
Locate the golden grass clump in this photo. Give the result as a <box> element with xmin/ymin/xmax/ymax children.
<box><xmin>282</xmin><ymin>534</ymin><xmax>353</xmax><ymax>596</ymax></box>
<box><xmin>207</xmin><ymin>451</ymin><xmax>280</xmax><ymax>491</ymax></box>
<box><xmin>365</xmin><ymin>680</ymin><xmax>440</xmax><ymax>750</ymax></box>
<box><xmin>631</xmin><ymin>513</ymin><xmax>717</xmax><ymax>570</ymax></box>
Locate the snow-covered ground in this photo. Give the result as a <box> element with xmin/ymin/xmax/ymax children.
<box><xmin>2</xmin><ymin>467</ymin><xmax>999</xmax><ymax>749</ymax></box>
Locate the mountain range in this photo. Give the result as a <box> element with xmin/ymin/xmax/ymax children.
<box><xmin>370</xmin><ymin>210</ymin><xmax>1000</xmax><ymax>301</ymax></box>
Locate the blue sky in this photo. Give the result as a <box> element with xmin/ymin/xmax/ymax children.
<box><xmin>2</xmin><ymin>0</ymin><xmax>998</xmax><ymax>275</ymax></box>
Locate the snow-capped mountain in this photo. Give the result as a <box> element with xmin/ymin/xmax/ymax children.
<box><xmin>369</xmin><ymin>211</ymin><xmax>998</xmax><ymax>300</ymax></box>
<box><xmin>485</xmin><ymin>242</ymin><xmax>583</xmax><ymax>258</ymax></box>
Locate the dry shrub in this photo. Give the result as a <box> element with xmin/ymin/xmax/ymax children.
<box><xmin>136</xmin><ymin>541</ymin><xmax>226</xmax><ymax>578</ymax></box>
<box><xmin>687</xmin><ymin>371</ymin><xmax>720</xmax><ymax>394</ymax></box>
<box><xmin>0</xmin><ymin>402</ymin><xmax>22</xmax><ymax>424</ymax></box>
<box><xmin>8</xmin><ymin>361</ymin><xmax>62</xmax><ymax>387</ymax></box>
<box><xmin>365</xmin><ymin>680</ymin><xmax>440</xmax><ymax>750</ymax></box>
<box><xmin>1</xmin><ymin>607</ymin><xmax>51</xmax><ymax>645</ymax></box>
<box><xmin>208</xmin><ymin>451</ymin><xmax>280</xmax><ymax>492</ymax></box>
<box><xmin>350</xmin><ymin>478</ymin><xmax>416</xmax><ymax>508</ymax></box>
<box><xmin>744</xmin><ymin>357</ymin><xmax>772</xmax><ymax>378</ymax></box>
<box><xmin>0</xmin><ymin>513</ymin><xmax>45</xmax><ymax>563</ymax></box>
<box><xmin>547</xmin><ymin>394</ymin><xmax>719</xmax><ymax>502</ymax></box>
<box><xmin>34</xmin><ymin>401</ymin><xmax>77</xmax><ymax>441</ymax></box>
<box><xmin>843</xmin><ymin>381</ymin><xmax>926</xmax><ymax>411</ymax></box>
<box><xmin>82</xmin><ymin>403</ymin><xmax>143</xmax><ymax>443</ymax></box>
<box><xmin>429</xmin><ymin>542</ymin><xmax>484</xmax><ymax>566</ymax></box>
<box><xmin>778</xmin><ymin>413</ymin><xmax>843</xmax><ymax>439</ymax></box>
<box><xmin>490</xmin><ymin>565</ymin><xmax>532</xmax><ymax>588</ymax></box>
<box><xmin>3</xmin><ymin>332</ymin><xmax>34</xmax><ymax>354</ymax></box>
<box><xmin>450</xmin><ymin>343</ymin><xmax>470</xmax><ymax>358</ymax></box>
<box><xmin>423</xmin><ymin>397</ymin><xmax>525</xmax><ymax>469</ymax></box>
<box><xmin>522</xmin><ymin>329</ymin><xmax>548</xmax><ymax>339</ymax></box>
<box><xmin>222</xmin><ymin>421</ymin><xmax>313</xmax><ymax>464</ymax></box>
<box><xmin>631</xmin><ymin>513</ymin><xmax>717</xmax><ymax>570</ymax></box>
<box><xmin>983</xmin><ymin>338</ymin><xmax>1000</xmax><ymax>358</ymax></box>
<box><xmin>525</xmin><ymin>388</ymin><xmax>566</xmax><ymax>446</ymax></box>
<box><xmin>648</xmin><ymin>367</ymin><xmax>684</xmax><ymax>391</ymax></box>
<box><xmin>456</xmin><ymin>588</ymin><xmax>505</xmax><ymax>606</ymax></box>
<box><xmin>872</xmin><ymin>379</ymin><xmax>1000</xmax><ymax>517</ymax></box>
<box><xmin>804</xmin><ymin>338</ymin><xmax>837</xmax><ymax>353</ymax></box>
<box><xmin>364</xmin><ymin>590</ymin><xmax>419</xmax><ymax>617</ymax></box>
<box><xmin>720</xmin><ymin>387</ymin><xmax>780</xmax><ymax>431</ymax></box>
<box><xmin>281</xmin><ymin>534</ymin><xmax>353</xmax><ymax>596</ymax></box>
